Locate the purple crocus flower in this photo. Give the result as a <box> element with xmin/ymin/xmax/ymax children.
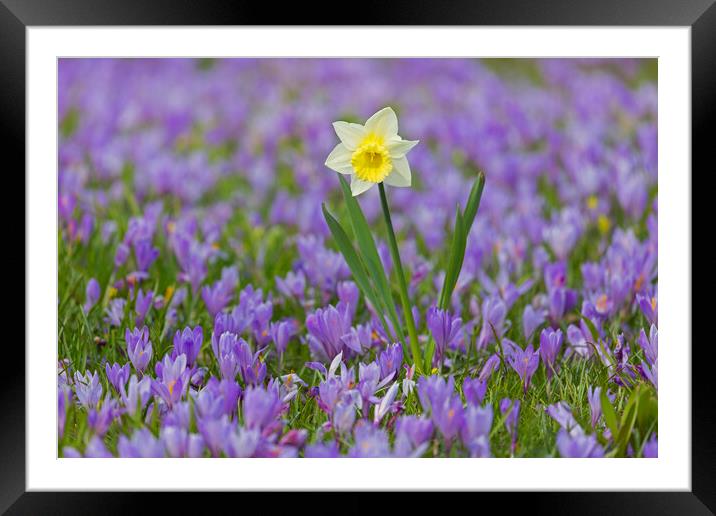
<box><xmin>275</xmin><ymin>270</ymin><xmax>306</xmax><ymax>302</ymax></box>
<box><xmin>214</xmin><ymin>332</ymin><xmax>241</xmax><ymax>380</ymax></box>
<box><xmin>74</xmin><ymin>370</ymin><xmax>103</xmax><ymax>409</ymax></box>
<box><xmin>476</xmin><ymin>296</ymin><xmax>507</xmax><ymax>350</ymax></box>
<box><xmin>161</xmin><ymin>426</ymin><xmax>206</xmax><ymax>458</ymax></box>
<box><xmin>269</xmin><ymin>319</ymin><xmax>297</xmax><ymax>359</ymax></box>
<box><xmin>337</xmin><ymin>280</ymin><xmax>360</xmax><ymax>320</ymax></box>
<box><xmin>201</xmin><ymin>266</ymin><xmax>239</xmax><ymax>317</ymax></box>
<box><xmin>133</xmin><ymin>238</ymin><xmax>159</xmax><ymax>273</ymax></box>
<box><xmin>120</xmin><ymin>374</ymin><xmax>152</xmax><ymax>417</ymax></box>
<box><xmin>546</xmin><ymin>402</ymin><xmax>581</xmax><ymax>437</ymax></box>
<box><xmin>305</xmin><ymin>441</ymin><xmax>340</xmax><ymax>458</ymax></box>
<box><xmin>539</xmin><ymin>328</ymin><xmax>564</xmax><ymax>380</ymax></box>
<box><xmin>522</xmin><ymin>304</ymin><xmax>545</xmax><ymax>341</ymax></box>
<box><xmin>83</xmin><ymin>278</ymin><xmax>101</xmax><ymax>313</ymax></box>
<box><xmin>637</xmin><ymin>324</ymin><xmax>658</xmax><ymax>366</ymax></box>
<box><xmin>173</xmin><ymin>325</ymin><xmax>203</xmax><ymax>366</ymax></box>
<box><xmin>242</xmin><ymin>385</ymin><xmax>284</xmax><ymax>435</ymax></box>
<box><xmin>378</xmin><ymin>343</ymin><xmax>403</xmax><ymax>381</ymax></box>
<box><xmin>114</xmin><ymin>242</ymin><xmax>130</xmax><ymax>268</ymax></box>
<box><xmin>196</xmin><ymin>414</ymin><xmax>232</xmax><ymax>457</ymax></box>
<box><xmin>305</xmin><ymin>304</ymin><xmax>355</xmax><ymax>362</ymax></box>
<box><xmin>84</xmin><ymin>435</ymin><xmax>113</xmax><ymax>458</ymax></box>
<box><xmin>544</xmin><ymin>261</ymin><xmax>577</xmax><ymax>322</ymax></box>
<box><xmin>418</xmin><ymin>376</ymin><xmax>463</xmax><ymax>445</ymax></box>
<box><xmin>460</xmin><ymin>404</ymin><xmax>493</xmax><ymax>457</ymax></box>
<box><xmin>587</xmin><ymin>386</ymin><xmax>603</xmax><ymax>430</ymax></box>
<box><xmin>393</xmin><ymin>415</ymin><xmax>434</xmax><ymax>457</ymax></box>
<box><xmin>636</xmin><ymin>293</ymin><xmax>658</xmax><ymax>326</ymax></box>
<box><xmin>225</xmin><ymin>427</ymin><xmax>262</xmax><ymax>458</ymax></box>
<box><xmin>117</xmin><ymin>428</ymin><xmax>165</xmax><ymax>458</ymax></box>
<box><xmin>151</xmin><ymin>353</ymin><xmax>188</xmax><ymax>409</ymax></box>
<box><xmin>105</xmin><ymin>362</ymin><xmax>130</xmax><ymax>392</ymax></box>
<box><xmin>478</xmin><ymin>354</ymin><xmax>501</xmax><ymax>382</ymax></box>
<box><xmin>643</xmin><ymin>433</ymin><xmax>658</xmax><ymax>458</ymax></box>
<box><xmin>104</xmin><ymin>298</ymin><xmax>126</xmax><ymax>327</ymax></box>
<box><xmin>237</xmin><ymin>338</ymin><xmax>267</xmax><ymax>386</ymax></box>
<box><xmin>251</xmin><ymin>301</ymin><xmax>274</xmax><ymax>348</ymax></box>
<box><xmin>134</xmin><ymin>288</ymin><xmax>153</xmax><ymax>326</ymax></box>
<box><xmin>332</xmin><ymin>397</ymin><xmax>357</xmax><ymax>435</ymax></box>
<box><xmin>556</xmin><ymin>429</ymin><xmax>604</xmax><ymax>458</ymax></box>
<box><xmin>506</xmin><ymin>345</ymin><xmax>540</xmax><ymax>394</ymax></box>
<box><xmin>426</xmin><ymin>306</ymin><xmax>463</xmax><ymax>365</ymax></box>
<box><xmin>88</xmin><ymin>394</ymin><xmax>117</xmax><ymax>435</ymax></box>
<box><xmin>349</xmin><ymin>421</ymin><xmax>391</xmax><ymax>458</ymax></box>
<box><xmin>58</xmin><ymin>384</ymin><xmax>72</xmax><ymax>439</ymax></box>
<box><xmin>500</xmin><ymin>398</ymin><xmax>520</xmax><ymax>455</ymax></box>
<box><xmin>125</xmin><ymin>326</ymin><xmax>153</xmax><ymax>373</ymax></box>
<box><xmin>462</xmin><ymin>377</ymin><xmax>488</xmax><ymax>406</ymax></box>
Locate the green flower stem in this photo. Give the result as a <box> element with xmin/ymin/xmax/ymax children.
<box><xmin>378</xmin><ymin>182</ymin><xmax>423</xmax><ymax>374</ymax></box>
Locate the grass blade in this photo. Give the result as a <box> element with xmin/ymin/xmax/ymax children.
<box><xmin>337</xmin><ymin>175</ymin><xmax>404</xmax><ymax>343</ymax></box>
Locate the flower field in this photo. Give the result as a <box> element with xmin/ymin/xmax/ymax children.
<box><xmin>58</xmin><ymin>58</ymin><xmax>658</xmax><ymax>458</ymax></box>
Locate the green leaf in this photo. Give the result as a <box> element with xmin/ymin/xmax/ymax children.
<box><xmin>601</xmin><ymin>388</ymin><xmax>619</xmax><ymax>439</ymax></box>
<box><xmin>616</xmin><ymin>390</ymin><xmax>640</xmax><ymax>455</ymax></box>
<box><xmin>322</xmin><ymin>204</ymin><xmax>381</xmax><ymax>314</ymax></box>
<box><xmin>337</xmin><ymin>175</ymin><xmax>404</xmax><ymax>343</ymax></box>
<box><xmin>439</xmin><ymin>205</ymin><xmax>465</xmax><ymax>309</ymax></box>
<box><xmin>462</xmin><ymin>171</ymin><xmax>486</xmax><ymax>234</ymax></box>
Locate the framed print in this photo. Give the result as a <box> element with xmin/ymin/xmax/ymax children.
<box><xmin>5</xmin><ymin>0</ymin><xmax>714</xmax><ymax>513</ymax></box>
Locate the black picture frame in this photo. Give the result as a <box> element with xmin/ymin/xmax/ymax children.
<box><xmin>4</xmin><ymin>0</ymin><xmax>713</xmax><ymax>513</ymax></box>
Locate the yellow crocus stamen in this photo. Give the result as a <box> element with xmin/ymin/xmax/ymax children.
<box><xmin>597</xmin><ymin>215</ymin><xmax>611</xmax><ymax>234</ymax></box>
<box><xmin>351</xmin><ymin>134</ymin><xmax>392</xmax><ymax>183</ymax></box>
<box><xmin>587</xmin><ymin>195</ymin><xmax>598</xmax><ymax>210</ymax></box>
<box><xmin>164</xmin><ymin>285</ymin><xmax>175</xmax><ymax>302</ymax></box>
<box><xmin>108</xmin><ymin>287</ymin><xmax>118</xmax><ymax>299</ymax></box>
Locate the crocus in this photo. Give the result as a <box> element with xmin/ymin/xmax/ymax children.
<box><xmin>83</xmin><ymin>278</ymin><xmax>101</xmax><ymax>313</ymax></box>
<box><xmin>393</xmin><ymin>415</ymin><xmax>433</xmax><ymax>457</ymax></box>
<box><xmin>426</xmin><ymin>306</ymin><xmax>463</xmax><ymax>366</ymax></box>
<box><xmin>349</xmin><ymin>421</ymin><xmax>391</xmax><ymax>457</ymax></box>
<box><xmin>120</xmin><ymin>374</ymin><xmax>152</xmax><ymax>417</ymax></box>
<box><xmin>242</xmin><ymin>385</ymin><xmax>284</xmax><ymax>434</ymax></box>
<box><xmin>507</xmin><ymin>345</ymin><xmax>540</xmax><ymax>394</ymax></box>
<box><xmin>325</xmin><ymin>107</ymin><xmax>419</xmax><ymax>196</ymax></box>
<box><xmin>462</xmin><ymin>377</ymin><xmax>488</xmax><ymax>406</ymax></box>
<box><xmin>500</xmin><ymin>398</ymin><xmax>520</xmax><ymax>455</ymax></box>
<box><xmin>151</xmin><ymin>353</ymin><xmax>188</xmax><ymax>409</ymax></box>
<box><xmin>587</xmin><ymin>386</ymin><xmax>603</xmax><ymax>430</ymax></box>
<box><xmin>126</xmin><ymin>326</ymin><xmax>153</xmax><ymax>373</ymax></box>
<box><xmin>74</xmin><ymin>370</ymin><xmax>103</xmax><ymax>409</ymax></box>
<box><xmin>539</xmin><ymin>328</ymin><xmax>564</xmax><ymax>380</ymax></box>
<box><xmin>134</xmin><ymin>288</ymin><xmax>153</xmax><ymax>326</ymax></box>
<box><xmin>556</xmin><ymin>429</ymin><xmax>604</xmax><ymax>458</ymax></box>
<box><xmin>105</xmin><ymin>362</ymin><xmax>130</xmax><ymax>392</ymax></box>
<box><xmin>460</xmin><ymin>404</ymin><xmax>493</xmax><ymax>457</ymax></box>
<box><xmin>378</xmin><ymin>343</ymin><xmax>403</xmax><ymax>381</ymax></box>
<box><xmin>173</xmin><ymin>325</ymin><xmax>203</xmax><ymax>366</ymax></box>
<box><xmin>161</xmin><ymin>426</ymin><xmax>206</xmax><ymax>458</ymax></box>
<box><xmin>522</xmin><ymin>304</ymin><xmax>545</xmax><ymax>341</ymax></box>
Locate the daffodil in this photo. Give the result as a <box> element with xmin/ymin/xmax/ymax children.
<box><xmin>325</xmin><ymin>107</ymin><xmax>419</xmax><ymax>196</ymax></box>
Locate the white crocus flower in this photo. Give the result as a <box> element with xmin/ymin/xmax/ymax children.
<box><xmin>325</xmin><ymin>107</ymin><xmax>419</xmax><ymax>196</ymax></box>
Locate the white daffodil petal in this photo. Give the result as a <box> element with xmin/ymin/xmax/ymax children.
<box><xmin>364</xmin><ymin>107</ymin><xmax>399</xmax><ymax>139</ymax></box>
<box><xmin>384</xmin><ymin>171</ymin><xmax>411</xmax><ymax>188</ymax></box>
<box><xmin>324</xmin><ymin>143</ymin><xmax>354</xmax><ymax>174</ymax></box>
<box><xmin>350</xmin><ymin>176</ymin><xmax>374</xmax><ymax>196</ymax></box>
<box><xmin>384</xmin><ymin>156</ymin><xmax>411</xmax><ymax>187</ymax></box>
<box><xmin>332</xmin><ymin>121</ymin><xmax>366</xmax><ymax>150</ymax></box>
<box><xmin>386</xmin><ymin>138</ymin><xmax>419</xmax><ymax>158</ymax></box>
